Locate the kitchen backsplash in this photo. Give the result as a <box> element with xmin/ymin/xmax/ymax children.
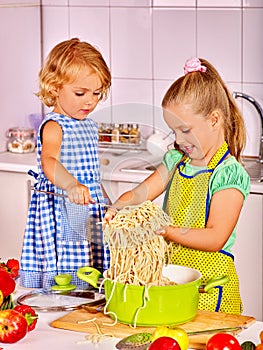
<box><xmin>0</xmin><ymin>0</ymin><xmax>262</xmax><ymax>157</ymax></box>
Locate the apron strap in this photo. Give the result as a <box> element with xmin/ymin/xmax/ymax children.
<box><xmin>205</xmin><ymin>148</ymin><xmax>230</xmax><ymax>221</ymax></box>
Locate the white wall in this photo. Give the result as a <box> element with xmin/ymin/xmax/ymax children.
<box><xmin>0</xmin><ymin>1</ymin><xmax>42</xmax><ymax>152</ymax></box>
<box><xmin>0</xmin><ymin>0</ymin><xmax>262</xmax><ymax>157</ymax></box>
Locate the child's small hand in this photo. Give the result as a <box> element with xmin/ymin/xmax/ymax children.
<box><xmin>104</xmin><ymin>206</ymin><xmax>118</xmax><ymax>223</ymax></box>
<box><xmin>155</xmin><ymin>225</ymin><xmax>176</xmax><ymax>239</ymax></box>
<box><xmin>66</xmin><ymin>182</ymin><xmax>95</xmax><ymax>205</ymax></box>
<box><xmin>155</xmin><ymin>227</ymin><xmax>167</xmax><ymax>237</ymax></box>
<box><xmin>155</xmin><ymin>225</ymin><xmax>181</xmax><ymax>241</ymax></box>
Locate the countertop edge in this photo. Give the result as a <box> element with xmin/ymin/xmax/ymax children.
<box><xmin>0</xmin><ymin>152</ymin><xmax>262</xmax><ymax>194</ymax></box>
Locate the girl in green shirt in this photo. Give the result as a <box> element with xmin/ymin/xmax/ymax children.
<box><xmin>105</xmin><ymin>58</ymin><xmax>250</xmax><ymax>314</ymax></box>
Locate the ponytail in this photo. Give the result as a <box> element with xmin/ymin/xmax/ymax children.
<box><xmin>162</xmin><ymin>58</ymin><xmax>246</xmax><ymax>163</ymax></box>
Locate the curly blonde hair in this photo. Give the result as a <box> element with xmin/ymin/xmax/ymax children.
<box><xmin>162</xmin><ymin>58</ymin><xmax>246</xmax><ymax>162</ymax></box>
<box><xmin>37</xmin><ymin>38</ymin><xmax>111</xmax><ymax>107</ymax></box>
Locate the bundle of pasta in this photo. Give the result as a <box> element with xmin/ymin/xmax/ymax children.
<box><xmin>103</xmin><ymin>200</ymin><xmax>172</xmax><ymax>286</ymax></box>
<box><xmin>104</xmin><ymin>200</ymin><xmax>171</xmax><ymax>248</ymax></box>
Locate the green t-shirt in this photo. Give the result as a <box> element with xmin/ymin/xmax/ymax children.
<box><xmin>162</xmin><ymin>149</ymin><xmax>251</xmax><ymax>253</ymax></box>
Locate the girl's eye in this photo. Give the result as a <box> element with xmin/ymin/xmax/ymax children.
<box><xmin>74</xmin><ymin>91</ymin><xmax>102</xmax><ymax>98</ymax></box>
<box><xmin>182</xmin><ymin>129</ymin><xmax>190</xmax><ymax>134</ymax></box>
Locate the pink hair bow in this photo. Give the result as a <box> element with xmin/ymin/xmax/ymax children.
<box><xmin>184</xmin><ymin>58</ymin><xmax>207</xmax><ymax>75</ymax></box>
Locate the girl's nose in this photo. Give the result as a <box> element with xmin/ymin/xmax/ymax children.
<box><xmin>174</xmin><ymin>131</ymin><xmax>184</xmax><ymax>145</ymax></box>
<box><xmin>84</xmin><ymin>92</ymin><xmax>94</xmax><ymax>105</ymax></box>
<box><xmin>84</xmin><ymin>100</ymin><xmax>92</xmax><ymax>106</ymax></box>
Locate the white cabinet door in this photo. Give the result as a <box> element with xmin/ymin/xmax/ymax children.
<box><xmin>101</xmin><ymin>180</ymin><xmax>121</xmax><ymax>203</ymax></box>
<box><xmin>0</xmin><ymin>171</ymin><xmax>31</xmax><ymax>261</ymax></box>
<box><xmin>233</xmin><ymin>193</ymin><xmax>263</xmax><ymax>320</ymax></box>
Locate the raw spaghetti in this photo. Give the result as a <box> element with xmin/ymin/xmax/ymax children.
<box><xmin>103</xmin><ymin>200</ymin><xmax>172</xmax><ymax>286</ymax></box>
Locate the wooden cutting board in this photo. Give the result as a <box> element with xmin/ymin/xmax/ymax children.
<box><xmin>50</xmin><ymin>309</ymin><xmax>255</xmax><ymax>349</ymax></box>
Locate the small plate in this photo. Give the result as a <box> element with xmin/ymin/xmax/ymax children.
<box><xmin>16</xmin><ymin>289</ymin><xmax>105</xmax><ymax>312</ymax></box>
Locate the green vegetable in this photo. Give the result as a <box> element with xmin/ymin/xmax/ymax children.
<box><xmin>241</xmin><ymin>341</ymin><xmax>256</xmax><ymax>350</ymax></box>
<box><xmin>116</xmin><ymin>332</ymin><xmax>152</xmax><ymax>349</ymax></box>
<box><xmin>0</xmin><ymin>294</ymin><xmax>14</xmax><ymax>310</ymax></box>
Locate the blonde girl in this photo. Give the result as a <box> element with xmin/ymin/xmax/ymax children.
<box><xmin>20</xmin><ymin>38</ymin><xmax>111</xmax><ymax>289</ymax></box>
<box><xmin>105</xmin><ymin>58</ymin><xmax>250</xmax><ymax>314</ymax></box>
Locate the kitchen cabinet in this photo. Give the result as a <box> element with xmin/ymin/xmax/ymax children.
<box><xmin>102</xmin><ymin>180</ymin><xmax>137</xmax><ymax>204</ymax></box>
<box><xmin>0</xmin><ymin>170</ymin><xmax>32</xmax><ymax>261</ymax></box>
<box><xmin>233</xmin><ymin>193</ymin><xmax>263</xmax><ymax>321</ymax></box>
<box><xmin>102</xmin><ymin>179</ymin><xmax>124</xmax><ymax>203</ymax></box>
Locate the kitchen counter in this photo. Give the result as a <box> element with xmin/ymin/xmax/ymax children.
<box><xmin>0</xmin><ymin>151</ymin><xmax>38</xmax><ymax>173</ymax></box>
<box><xmin>2</xmin><ymin>287</ymin><xmax>119</xmax><ymax>350</ymax></box>
<box><xmin>0</xmin><ymin>151</ymin><xmax>262</xmax><ymax>194</ymax></box>
<box><xmin>2</xmin><ymin>287</ymin><xmax>263</xmax><ymax>350</ymax></box>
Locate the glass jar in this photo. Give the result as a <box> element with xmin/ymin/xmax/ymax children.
<box><xmin>119</xmin><ymin>123</ymin><xmax>129</xmax><ymax>143</ymax></box>
<box><xmin>6</xmin><ymin>127</ymin><xmax>36</xmax><ymax>153</ymax></box>
<box><xmin>111</xmin><ymin>123</ymin><xmax>120</xmax><ymax>143</ymax></box>
<box><xmin>130</xmin><ymin>123</ymin><xmax>141</xmax><ymax>144</ymax></box>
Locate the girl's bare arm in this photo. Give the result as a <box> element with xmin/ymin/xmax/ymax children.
<box><xmin>104</xmin><ymin>163</ymin><xmax>170</xmax><ymax>220</ymax></box>
<box><xmin>41</xmin><ymin>120</ymin><xmax>94</xmax><ymax>205</ymax></box>
<box><xmin>159</xmin><ymin>187</ymin><xmax>244</xmax><ymax>252</ymax></box>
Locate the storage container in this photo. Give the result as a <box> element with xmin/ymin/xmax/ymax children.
<box><xmin>6</xmin><ymin>127</ymin><xmax>36</xmax><ymax>153</ymax></box>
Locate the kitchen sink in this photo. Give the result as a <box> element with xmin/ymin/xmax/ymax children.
<box><xmin>242</xmin><ymin>158</ymin><xmax>263</xmax><ymax>182</ymax></box>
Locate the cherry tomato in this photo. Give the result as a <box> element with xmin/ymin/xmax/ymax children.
<box><xmin>256</xmin><ymin>344</ymin><xmax>263</xmax><ymax>350</ymax></box>
<box><xmin>259</xmin><ymin>330</ymin><xmax>263</xmax><ymax>344</ymax></box>
<box><xmin>206</xmin><ymin>333</ymin><xmax>241</xmax><ymax>350</ymax></box>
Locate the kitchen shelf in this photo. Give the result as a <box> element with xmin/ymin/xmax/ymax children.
<box><xmin>98</xmin><ymin>139</ymin><xmax>147</xmax><ymax>151</ymax></box>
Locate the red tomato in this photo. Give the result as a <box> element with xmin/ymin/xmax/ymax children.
<box><xmin>149</xmin><ymin>336</ymin><xmax>181</xmax><ymax>350</ymax></box>
<box><xmin>206</xmin><ymin>333</ymin><xmax>241</xmax><ymax>350</ymax></box>
<box><xmin>0</xmin><ymin>270</ymin><xmax>16</xmax><ymax>297</ymax></box>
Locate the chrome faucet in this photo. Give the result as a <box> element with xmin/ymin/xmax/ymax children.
<box><xmin>232</xmin><ymin>91</ymin><xmax>263</xmax><ymax>163</ymax></box>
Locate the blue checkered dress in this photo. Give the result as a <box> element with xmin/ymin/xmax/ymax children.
<box><xmin>20</xmin><ymin>112</ymin><xmax>110</xmax><ymax>290</ymax></box>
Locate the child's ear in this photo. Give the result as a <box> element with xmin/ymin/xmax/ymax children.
<box><xmin>210</xmin><ymin>110</ymin><xmax>222</xmax><ymax>127</ymax></box>
<box><xmin>50</xmin><ymin>87</ymin><xmax>59</xmax><ymax>97</ymax></box>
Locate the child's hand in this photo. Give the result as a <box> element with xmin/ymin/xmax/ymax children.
<box><xmin>155</xmin><ymin>227</ymin><xmax>167</xmax><ymax>237</ymax></box>
<box><xmin>155</xmin><ymin>226</ymin><xmax>176</xmax><ymax>239</ymax></box>
<box><xmin>104</xmin><ymin>206</ymin><xmax>118</xmax><ymax>223</ymax></box>
<box><xmin>155</xmin><ymin>225</ymin><xmax>181</xmax><ymax>241</ymax></box>
<box><xmin>66</xmin><ymin>182</ymin><xmax>95</xmax><ymax>205</ymax></box>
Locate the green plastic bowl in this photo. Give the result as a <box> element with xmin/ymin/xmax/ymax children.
<box><xmin>104</xmin><ymin>264</ymin><xmax>201</xmax><ymax>326</ymax></box>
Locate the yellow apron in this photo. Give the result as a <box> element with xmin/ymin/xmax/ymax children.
<box><xmin>166</xmin><ymin>142</ymin><xmax>242</xmax><ymax>314</ymax></box>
